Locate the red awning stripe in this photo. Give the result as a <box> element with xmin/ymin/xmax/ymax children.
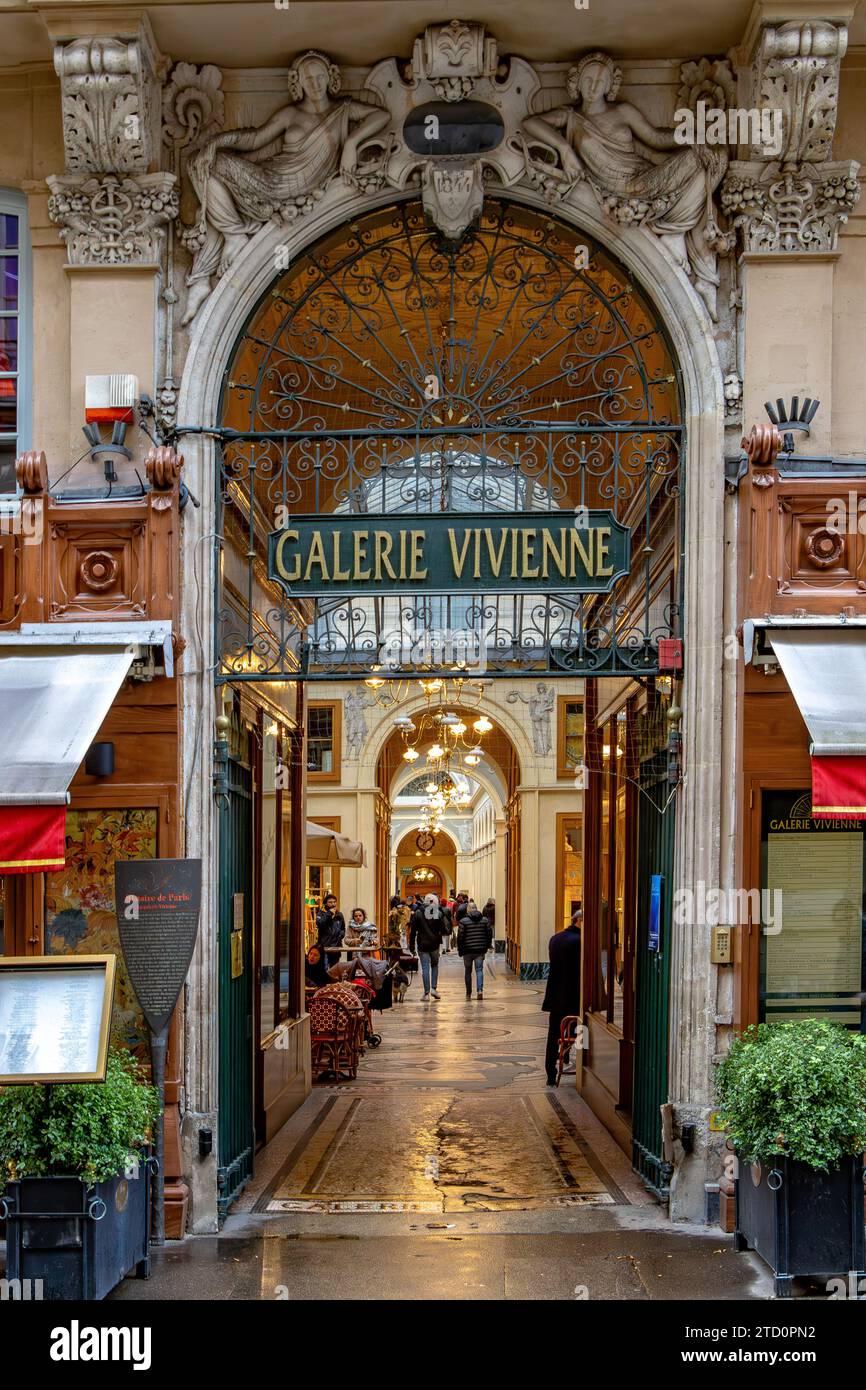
<box><xmin>0</xmin><ymin>805</ymin><xmax>66</xmax><ymax>874</ymax></box>
<box><xmin>811</xmin><ymin>755</ymin><xmax>866</xmax><ymax>818</ymax></box>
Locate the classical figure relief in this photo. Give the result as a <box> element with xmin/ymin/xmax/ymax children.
<box><xmin>343</xmin><ymin>688</ymin><xmax>370</xmax><ymax>760</ymax></box>
<box><xmin>507</xmin><ymin>684</ymin><xmax>556</xmax><ymax>757</ymax></box>
<box><xmin>181</xmin><ymin>50</ymin><xmax>389</xmax><ymax>325</ymax></box>
<box><xmin>522</xmin><ymin>51</ymin><xmax>729</xmax><ymax>318</ymax></box>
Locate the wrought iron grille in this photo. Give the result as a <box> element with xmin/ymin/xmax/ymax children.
<box><xmin>214</xmin><ymin>197</ymin><xmax>683</xmax><ymax>681</ymax></box>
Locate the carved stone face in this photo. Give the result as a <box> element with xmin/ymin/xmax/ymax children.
<box><xmin>578</xmin><ymin>60</ymin><xmax>612</xmax><ymax>104</ymax></box>
<box><xmin>297</xmin><ymin>56</ymin><xmax>330</xmax><ymax>100</ymax></box>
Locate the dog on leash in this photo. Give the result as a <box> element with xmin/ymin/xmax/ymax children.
<box><xmin>392</xmin><ymin>965</ymin><xmax>411</xmax><ymax>1002</ymax></box>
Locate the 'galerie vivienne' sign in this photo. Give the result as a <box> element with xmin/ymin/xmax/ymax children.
<box><xmin>268</xmin><ymin>511</ymin><xmax>630</xmax><ymax>597</ymax></box>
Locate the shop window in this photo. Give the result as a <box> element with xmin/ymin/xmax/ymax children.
<box><xmin>557</xmin><ymin>697</ymin><xmax>584</xmax><ymax>779</ymax></box>
<box><xmin>556</xmin><ymin>814</ymin><xmax>583</xmax><ymax>933</ymax></box>
<box><xmin>259</xmin><ymin>724</ymin><xmax>279</xmax><ymax>1039</ymax></box>
<box><xmin>307</xmin><ymin>701</ymin><xmax>341</xmax><ymax>782</ymax></box>
<box><xmin>0</xmin><ymin>192</ymin><xmax>30</xmax><ymax>494</ymax></box>
<box><xmin>760</xmin><ymin>790</ymin><xmax>865</xmax><ymax>1030</ymax></box>
<box><xmin>45</xmin><ymin>808</ymin><xmax>158</xmax><ymax>1057</ymax></box>
<box><xmin>278</xmin><ymin>763</ymin><xmax>292</xmax><ymax>1021</ymax></box>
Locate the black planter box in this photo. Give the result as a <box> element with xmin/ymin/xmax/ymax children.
<box><xmin>1</xmin><ymin>1160</ymin><xmax>151</xmax><ymax>1301</ymax></box>
<box><xmin>734</xmin><ymin>1152</ymin><xmax>865</xmax><ymax>1298</ymax></box>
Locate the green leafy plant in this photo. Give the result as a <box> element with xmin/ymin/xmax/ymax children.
<box><xmin>0</xmin><ymin>1050</ymin><xmax>160</xmax><ymax>1191</ymax></box>
<box><xmin>715</xmin><ymin>1019</ymin><xmax>866</xmax><ymax>1170</ymax></box>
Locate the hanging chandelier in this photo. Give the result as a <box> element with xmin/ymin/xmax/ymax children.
<box><xmin>366</xmin><ymin>676</ymin><xmax>493</xmax><ymax>775</ymax></box>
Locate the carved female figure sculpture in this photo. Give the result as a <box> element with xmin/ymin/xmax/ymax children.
<box><xmin>181</xmin><ymin>51</ymin><xmax>390</xmax><ymax>325</ymax></box>
<box><xmin>522</xmin><ymin>51</ymin><xmax>729</xmax><ymax>318</ymax></box>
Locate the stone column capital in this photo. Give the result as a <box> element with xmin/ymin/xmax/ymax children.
<box><xmin>51</xmin><ymin>14</ymin><xmax>167</xmax><ymax>174</ymax></box>
<box><xmin>721</xmin><ymin>158</ymin><xmax>859</xmax><ymax>254</ymax></box>
<box><xmin>47</xmin><ymin>171</ymin><xmax>178</xmax><ymax>267</ymax></box>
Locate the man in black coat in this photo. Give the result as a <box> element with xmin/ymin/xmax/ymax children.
<box><xmin>457</xmin><ymin>900</ymin><xmax>493</xmax><ymax>999</ymax></box>
<box><xmin>315</xmin><ymin>893</ymin><xmax>346</xmax><ymax>972</ymax></box>
<box><xmin>542</xmin><ymin>907</ymin><xmax>582</xmax><ymax>1086</ymax></box>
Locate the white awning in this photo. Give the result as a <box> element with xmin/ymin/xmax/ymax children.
<box><xmin>306</xmin><ymin>821</ymin><xmax>367</xmax><ymax>867</ymax></box>
<box><xmin>767</xmin><ymin>628</ymin><xmax>866</xmax><ymax>756</ymax></box>
<box><xmin>0</xmin><ymin>641</ymin><xmax>135</xmax><ymax>804</ymax></box>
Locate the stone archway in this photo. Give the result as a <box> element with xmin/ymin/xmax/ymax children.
<box><xmin>177</xmin><ymin>179</ymin><xmax>726</xmax><ymax>1227</ymax></box>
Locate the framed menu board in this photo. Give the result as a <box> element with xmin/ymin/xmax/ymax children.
<box><xmin>0</xmin><ymin>955</ymin><xmax>115</xmax><ymax>1084</ymax></box>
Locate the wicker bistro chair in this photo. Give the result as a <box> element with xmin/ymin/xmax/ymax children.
<box><xmin>309</xmin><ymin>984</ymin><xmax>366</xmax><ymax>1080</ymax></box>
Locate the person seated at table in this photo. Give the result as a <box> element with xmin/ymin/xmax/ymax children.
<box><xmin>346</xmin><ymin>906</ymin><xmax>377</xmax><ymax>952</ymax></box>
<box><xmin>305</xmin><ymin>945</ymin><xmax>331</xmax><ymax>989</ymax></box>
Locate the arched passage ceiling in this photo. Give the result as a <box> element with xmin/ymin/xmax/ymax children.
<box><xmin>377</xmin><ymin>703</ymin><xmax>519</xmax><ymax>804</ymax></box>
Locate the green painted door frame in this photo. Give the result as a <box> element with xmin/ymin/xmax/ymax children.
<box><xmin>632</xmin><ymin>752</ymin><xmax>675</xmax><ymax>1196</ymax></box>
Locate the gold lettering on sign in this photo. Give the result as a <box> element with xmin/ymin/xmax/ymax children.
<box><xmin>596</xmin><ymin>526</ymin><xmax>613</xmax><ymax>578</ymax></box>
<box><xmin>510</xmin><ymin>528</ymin><xmax>519</xmax><ymax>579</ymax></box>
<box><xmin>275</xmin><ymin>530</ymin><xmax>300</xmax><ymax>582</ymax></box>
<box><xmin>332</xmin><ymin>531</ymin><xmax>350</xmax><ymax>581</ymax></box>
<box><xmin>373</xmin><ymin>531</ymin><xmax>396</xmax><ymax>580</ymax></box>
<box><xmin>541</xmin><ymin>529</ymin><xmax>567</xmax><ymax>580</ymax></box>
<box><xmin>521</xmin><ymin>529</ymin><xmax>539</xmax><ymax>579</ymax></box>
<box><xmin>409</xmin><ymin>531</ymin><xmax>427</xmax><ymax>581</ymax></box>
<box><xmin>484</xmin><ymin>528</ymin><xmax>508</xmax><ymax>577</ymax></box>
<box><xmin>570</xmin><ymin>528</ymin><xmax>593</xmax><ymax>576</ymax></box>
<box><xmin>448</xmin><ymin>530</ymin><xmax>472</xmax><ymax>578</ymax></box>
<box><xmin>304</xmin><ymin>532</ymin><xmax>328</xmax><ymax>581</ymax></box>
<box><xmin>353</xmin><ymin>530</ymin><xmax>371</xmax><ymax>581</ymax></box>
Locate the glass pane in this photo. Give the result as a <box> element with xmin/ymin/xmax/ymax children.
<box><xmin>279</xmin><ymin>802</ymin><xmax>292</xmax><ymax>1018</ymax></box>
<box><xmin>560</xmin><ymin>818</ymin><xmax>582</xmax><ymax>932</ymax></box>
<box><xmin>0</xmin><ymin>215</ymin><xmax>18</xmax><ymax>252</ymax></box>
<box><xmin>307</xmin><ymin>705</ymin><xmax>334</xmax><ymax>773</ymax></box>
<box><xmin>0</xmin><ymin>442</ymin><xmax>16</xmax><ymax>494</ymax></box>
<box><xmin>260</xmin><ymin>727</ymin><xmax>278</xmax><ymax>1038</ymax></box>
<box><xmin>0</xmin><ymin>371</ymin><xmax>16</xmax><ymax>432</ymax></box>
<box><xmin>0</xmin><ymin>257</ymin><xmax>18</xmax><ymax>313</ymax></box>
<box><xmin>0</xmin><ymin>316</ymin><xmax>18</xmax><ymax>372</ymax></box>
<box><xmin>761</xmin><ymin>789</ymin><xmax>865</xmax><ymax>1030</ymax></box>
<box><xmin>45</xmin><ymin>808</ymin><xmax>159</xmax><ymax>1057</ymax></box>
<box><xmin>564</xmin><ymin>701</ymin><xmax>584</xmax><ymax>769</ymax></box>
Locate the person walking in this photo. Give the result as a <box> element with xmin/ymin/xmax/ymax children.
<box><xmin>315</xmin><ymin>893</ymin><xmax>346</xmax><ymax>972</ymax></box>
<box><xmin>457</xmin><ymin>899</ymin><xmax>493</xmax><ymax>1000</ymax></box>
<box><xmin>440</xmin><ymin>898</ymin><xmax>454</xmax><ymax>953</ymax></box>
<box><xmin>454</xmin><ymin>891</ymin><xmax>470</xmax><ymax>923</ymax></box>
<box><xmin>542</xmin><ymin>906</ymin><xmax>582</xmax><ymax>1086</ymax></box>
<box><xmin>409</xmin><ymin>892</ymin><xmax>448</xmax><ymax>1000</ymax></box>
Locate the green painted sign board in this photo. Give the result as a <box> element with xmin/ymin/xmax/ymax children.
<box><xmin>268</xmin><ymin>510</ymin><xmax>630</xmax><ymax>597</ymax></box>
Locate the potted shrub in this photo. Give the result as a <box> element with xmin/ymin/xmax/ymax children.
<box><xmin>716</xmin><ymin>1019</ymin><xmax>866</xmax><ymax>1298</ymax></box>
<box><xmin>0</xmin><ymin>1049</ymin><xmax>160</xmax><ymax>1300</ymax></box>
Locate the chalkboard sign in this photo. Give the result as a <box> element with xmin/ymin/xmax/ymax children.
<box><xmin>115</xmin><ymin>859</ymin><xmax>202</xmax><ymax>1037</ymax></box>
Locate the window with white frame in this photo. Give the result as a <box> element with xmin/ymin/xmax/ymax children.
<box><xmin>0</xmin><ymin>191</ymin><xmax>30</xmax><ymax>494</ymax></box>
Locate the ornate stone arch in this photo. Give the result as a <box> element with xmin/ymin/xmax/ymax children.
<box><xmin>177</xmin><ymin>183</ymin><xmax>727</xmax><ymax>1163</ymax></box>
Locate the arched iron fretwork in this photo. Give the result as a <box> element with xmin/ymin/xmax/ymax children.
<box><xmin>217</xmin><ymin>196</ymin><xmax>683</xmax><ymax>680</ymax></box>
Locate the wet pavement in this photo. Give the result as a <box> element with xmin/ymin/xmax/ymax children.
<box><xmin>107</xmin><ymin>950</ymin><xmax>772</xmax><ymax>1300</ymax></box>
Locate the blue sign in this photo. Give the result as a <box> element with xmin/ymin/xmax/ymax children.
<box><xmin>648</xmin><ymin>874</ymin><xmax>663</xmax><ymax>953</ymax></box>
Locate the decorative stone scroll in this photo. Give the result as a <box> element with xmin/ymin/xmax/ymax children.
<box><xmin>53</xmin><ymin>22</ymin><xmax>166</xmax><ymax>174</ymax></box>
<box><xmin>722</xmin><ymin>17</ymin><xmax>859</xmax><ymax>256</ymax></box>
<box><xmin>47</xmin><ymin>172</ymin><xmax>179</xmax><ymax>267</ymax></box>
<box><xmin>751</xmin><ymin>19</ymin><xmax>848</xmax><ymax>169</ymax></box>
<box><xmin>410</xmin><ymin>20</ymin><xmax>499</xmax><ymax>101</ymax></box>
